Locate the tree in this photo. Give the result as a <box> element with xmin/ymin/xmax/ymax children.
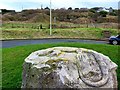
<box><xmin>99</xmin><ymin>11</ymin><xmax>108</xmax><ymax>17</ymax></box>
<box><xmin>109</xmin><ymin>12</ymin><xmax>117</xmax><ymax>16</ymax></box>
<box><xmin>44</xmin><ymin>7</ymin><xmax>50</xmax><ymax>10</ymax></box>
<box><xmin>91</xmin><ymin>7</ymin><xmax>100</xmax><ymax>11</ymax></box>
<box><xmin>74</xmin><ymin>8</ymin><xmax>79</xmax><ymax>12</ymax></box>
<box><xmin>68</xmin><ymin>7</ymin><xmax>72</xmax><ymax>10</ymax></box>
<box><xmin>89</xmin><ymin>9</ymin><xmax>96</xmax><ymax>13</ymax></box>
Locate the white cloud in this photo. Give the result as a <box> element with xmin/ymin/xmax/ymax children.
<box><xmin>51</xmin><ymin>0</ymin><xmax>85</xmax><ymax>8</ymax></box>
<box><xmin>0</xmin><ymin>3</ymin><xmax>14</xmax><ymax>10</ymax></box>
<box><xmin>82</xmin><ymin>0</ymin><xmax>119</xmax><ymax>2</ymax></box>
<box><xmin>0</xmin><ymin>0</ymin><xmax>119</xmax><ymax>11</ymax></box>
<box><xmin>1</xmin><ymin>0</ymin><xmax>119</xmax><ymax>3</ymax></box>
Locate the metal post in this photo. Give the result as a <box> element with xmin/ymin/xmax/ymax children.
<box><xmin>50</xmin><ymin>0</ymin><xmax>52</xmax><ymax>35</ymax></box>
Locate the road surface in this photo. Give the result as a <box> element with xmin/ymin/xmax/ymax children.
<box><xmin>1</xmin><ymin>39</ymin><xmax>107</xmax><ymax>48</ymax></box>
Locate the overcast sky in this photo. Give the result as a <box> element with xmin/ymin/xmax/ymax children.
<box><xmin>0</xmin><ymin>0</ymin><xmax>119</xmax><ymax>11</ymax></box>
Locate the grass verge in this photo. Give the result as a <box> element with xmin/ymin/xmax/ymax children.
<box><xmin>2</xmin><ymin>28</ymin><xmax>118</xmax><ymax>40</ymax></box>
<box><xmin>2</xmin><ymin>43</ymin><xmax>120</xmax><ymax>88</ymax></box>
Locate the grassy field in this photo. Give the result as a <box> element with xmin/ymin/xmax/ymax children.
<box><xmin>2</xmin><ymin>43</ymin><xmax>120</xmax><ymax>88</ymax></box>
<box><xmin>1</xmin><ymin>27</ymin><xmax>118</xmax><ymax>40</ymax></box>
<box><xmin>1</xmin><ymin>22</ymin><xmax>119</xmax><ymax>40</ymax></box>
<box><xmin>2</xmin><ymin>22</ymin><xmax>118</xmax><ymax>29</ymax></box>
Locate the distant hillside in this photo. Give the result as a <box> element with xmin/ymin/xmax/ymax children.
<box><xmin>2</xmin><ymin>8</ymin><xmax>118</xmax><ymax>23</ymax></box>
<box><xmin>28</xmin><ymin>13</ymin><xmax>50</xmax><ymax>23</ymax></box>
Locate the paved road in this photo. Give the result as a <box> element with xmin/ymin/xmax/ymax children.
<box><xmin>1</xmin><ymin>39</ymin><xmax>107</xmax><ymax>48</ymax></box>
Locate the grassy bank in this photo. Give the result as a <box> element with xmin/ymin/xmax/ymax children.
<box><xmin>2</xmin><ymin>43</ymin><xmax>120</xmax><ymax>88</ymax></box>
<box><xmin>2</xmin><ymin>27</ymin><xmax>118</xmax><ymax>40</ymax></box>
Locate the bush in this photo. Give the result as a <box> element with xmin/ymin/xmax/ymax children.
<box><xmin>99</xmin><ymin>11</ymin><xmax>108</xmax><ymax>17</ymax></box>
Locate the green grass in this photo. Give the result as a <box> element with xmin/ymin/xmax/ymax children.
<box><xmin>1</xmin><ymin>22</ymin><xmax>118</xmax><ymax>40</ymax></box>
<box><xmin>2</xmin><ymin>43</ymin><xmax>120</xmax><ymax>88</ymax></box>
<box><xmin>2</xmin><ymin>28</ymin><xmax>118</xmax><ymax>40</ymax></box>
<box><xmin>1</xmin><ymin>22</ymin><xmax>118</xmax><ymax>30</ymax></box>
<box><xmin>1</xmin><ymin>22</ymin><xmax>48</xmax><ymax>29</ymax></box>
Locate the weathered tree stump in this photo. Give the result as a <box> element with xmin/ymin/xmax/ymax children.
<box><xmin>21</xmin><ymin>47</ymin><xmax>118</xmax><ymax>88</ymax></box>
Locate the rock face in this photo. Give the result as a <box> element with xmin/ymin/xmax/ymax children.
<box><xmin>21</xmin><ymin>47</ymin><xmax>118</xmax><ymax>88</ymax></box>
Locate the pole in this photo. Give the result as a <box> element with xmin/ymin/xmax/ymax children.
<box><xmin>50</xmin><ymin>0</ymin><xmax>52</xmax><ymax>35</ymax></box>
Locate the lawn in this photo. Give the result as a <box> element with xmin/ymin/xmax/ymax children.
<box><xmin>2</xmin><ymin>42</ymin><xmax>120</xmax><ymax>88</ymax></box>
